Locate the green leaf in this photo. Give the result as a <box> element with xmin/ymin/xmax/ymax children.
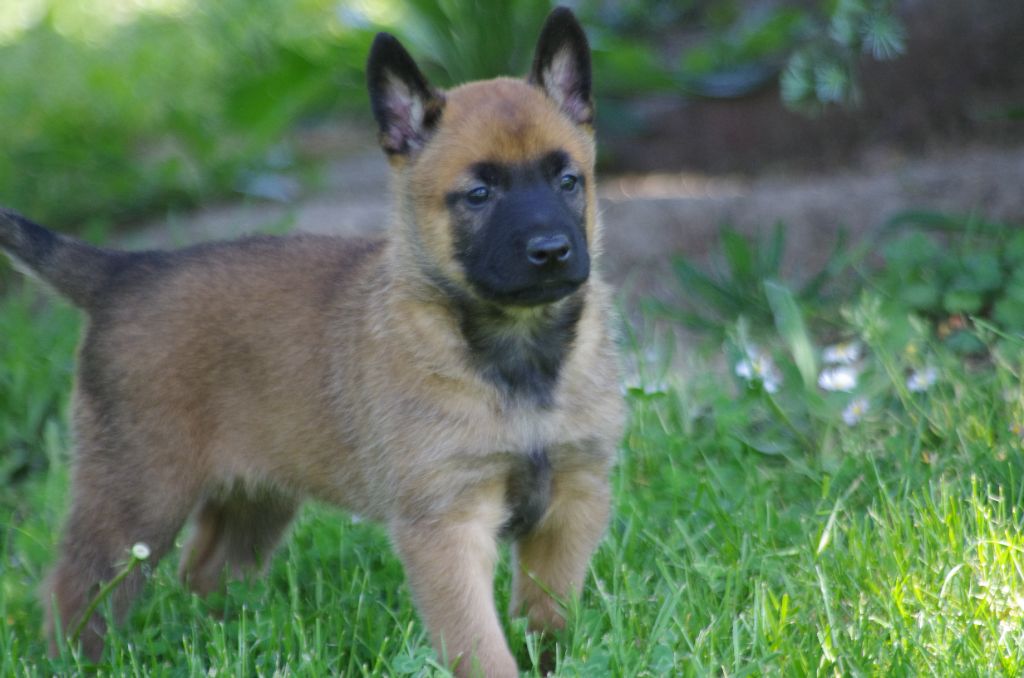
<box><xmin>993</xmin><ymin>297</ymin><xmax>1024</xmax><ymax>332</ymax></box>
<box><xmin>861</xmin><ymin>13</ymin><xmax>906</xmax><ymax>60</ymax></box>
<box><xmin>899</xmin><ymin>283</ymin><xmax>942</xmax><ymax>311</ymax></box>
<box><xmin>641</xmin><ymin>298</ymin><xmax>717</xmax><ymax>332</ymax></box>
<box><xmin>814</xmin><ymin>62</ymin><xmax>849</xmax><ymax>103</ymax></box>
<box><xmin>882</xmin><ymin>232</ymin><xmax>941</xmax><ymax>269</ymax></box>
<box><xmin>1005</xmin><ymin>231</ymin><xmax>1024</xmax><ymax>264</ymax></box>
<box><xmin>942</xmin><ymin>289</ymin><xmax>983</xmax><ymax>315</ymax></box>
<box><xmin>225</xmin><ymin>46</ymin><xmax>334</xmax><ymax>146</ymax></box>
<box><xmin>731</xmin><ymin>432</ymin><xmax>791</xmax><ymax>456</ymax></box>
<box><xmin>764</xmin><ymin>280</ymin><xmax>817</xmax><ymax>389</ymax></box>
<box><xmin>957</xmin><ymin>253</ymin><xmax>1003</xmax><ymax>292</ymax></box>
<box><xmin>759</xmin><ymin>221</ymin><xmax>786</xmax><ymax>279</ymax></box>
<box><xmin>672</xmin><ymin>258</ymin><xmax>743</xmax><ymax>317</ymax></box>
<box><xmin>943</xmin><ymin>330</ymin><xmax>986</xmax><ymax>355</ymax></box>
<box><xmin>593</xmin><ymin>38</ymin><xmax>676</xmax><ymax>94</ymax></box>
<box><xmin>883</xmin><ymin>209</ymin><xmax>1015</xmax><ymax>236</ymax></box>
<box><xmin>721</xmin><ymin>229</ymin><xmax>757</xmax><ymax>286</ymax></box>
<box><xmin>1003</xmin><ymin>279</ymin><xmax>1024</xmax><ymax>303</ymax></box>
<box><xmin>828</xmin><ymin>0</ymin><xmax>862</xmax><ymax>47</ymax></box>
<box><xmin>780</xmin><ymin>54</ymin><xmax>815</xmax><ymax>105</ymax></box>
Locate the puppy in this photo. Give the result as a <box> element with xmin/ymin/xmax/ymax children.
<box><xmin>0</xmin><ymin>7</ymin><xmax>622</xmax><ymax>676</ymax></box>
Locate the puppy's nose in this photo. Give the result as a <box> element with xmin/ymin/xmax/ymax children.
<box><xmin>526</xmin><ymin>234</ymin><xmax>571</xmax><ymax>267</ymax></box>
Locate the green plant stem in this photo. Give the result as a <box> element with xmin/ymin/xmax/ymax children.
<box><xmin>70</xmin><ymin>555</ymin><xmax>142</xmax><ymax>648</ymax></box>
<box><xmin>873</xmin><ymin>345</ymin><xmax>934</xmax><ymax>426</ymax></box>
<box><xmin>763</xmin><ymin>390</ymin><xmax>815</xmax><ymax>454</ymax></box>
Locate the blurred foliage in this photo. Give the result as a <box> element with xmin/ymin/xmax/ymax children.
<box><xmin>0</xmin><ymin>0</ymin><xmax>373</xmax><ymax>229</ymax></box>
<box><xmin>0</xmin><ymin>283</ymin><xmax>79</xmax><ymax>485</ymax></box>
<box><xmin>583</xmin><ymin>0</ymin><xmax>904</xmax><ymax>102</ymax></box>
<box><xmin>385</xmin><ymin>0</ymin><xmax>552</xmax><ymax>84</ymax></box>
<box><xmin>872</xmin><ymin>211</ymin><xmax>1024</xmax><ymax>355</ymax></box>
<box><xmin>646</xmin><ymin>223</ymin><xmax>857</xmax><ymax>339</ymax></box>
<box><xmin>0</xmin><ymin>0</ymin><xmax>906</xmax><ymax>232</ymax></box>
<box><xmin>655</xmin><ymin>210</ymin><xmax>1024</xmax><ymax>362</ymax></box>
<box><xmin>781</xmin><ymin>0</ymin><xmax>906</xmax><ymax>110</ymax></box>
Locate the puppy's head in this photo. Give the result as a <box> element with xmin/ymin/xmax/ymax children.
<box><xmin>367</xmin><ymin>8</ymin><xmax>597</xmax><ymax>308</ymax></box>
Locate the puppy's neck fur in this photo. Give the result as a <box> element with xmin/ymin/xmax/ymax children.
<box><xmin>449</xmin><ymin>290</ymin><xmax>586</xmax><ymax>409</ymax></box>
<box><xmin>383</xmin><ymin>242</ymin><xmax>585</xmax><ymax>410</ymax></box>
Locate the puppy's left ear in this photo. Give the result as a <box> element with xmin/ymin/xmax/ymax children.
<box><xmin>528</xmin><ymin>7</ymin><xmax>593</xmax><ymax>127</ymax></box>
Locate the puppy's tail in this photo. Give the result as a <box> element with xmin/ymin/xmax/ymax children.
<box><xmin>0</xmin><ymin>208</ymin><xmax>117</xmax><ymax>309</ymax></box>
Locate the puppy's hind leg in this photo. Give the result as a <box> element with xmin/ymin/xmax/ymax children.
<box><xmin>43</xmin><ymin>448</ymin><xmax>202</xmax><ymax>661</ymax></box>
<box><xmin>179</xmin><ymin>487</ymin><xmax>297</xmax><ymax>596</ymax></box>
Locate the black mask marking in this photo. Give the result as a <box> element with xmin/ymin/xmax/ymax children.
<box><xmin>425</xmin><ymin>269</ymin><xmax>585</xmax><ymax>408</ymax></box>
<box><xmin>448</xmin><ymin>150</ymin><xmax>590</xmax><ymax>308</ymax></box>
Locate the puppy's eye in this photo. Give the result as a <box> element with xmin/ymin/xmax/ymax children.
<box><xmin>466</xmin><ymin>186</ymin><xmax>491</xmax><ymax>206</ymax></box>
<box><xmin>559</xmin><ymin>174</ymin><xmax>579</xmax><ymax>192</ymax></box>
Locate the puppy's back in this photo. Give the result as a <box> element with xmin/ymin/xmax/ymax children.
<box><xmin>75</xmin><ymin>234</ymin><xmax>387</xmax><ymax>496</ymax></box>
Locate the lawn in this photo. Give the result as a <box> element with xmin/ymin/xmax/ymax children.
<box><xmin>2</xmin><ymin>218</ymin><xmax>1024</xmax><ymax>676</ymax></box>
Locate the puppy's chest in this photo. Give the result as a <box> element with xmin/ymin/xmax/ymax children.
<box><xmin>482</xmin><ymin>411</ymin><xmax>586</xmax><ymax>539</ymax></box>
<box><xmin>500</xmin><ymin>447</ymin><xmax>552</xmax><ymax>539</ymax></box>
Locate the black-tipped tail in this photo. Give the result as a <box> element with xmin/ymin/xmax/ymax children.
<box><xmin>0</xmin><ymin>208</ymin><xmax>116</xmax><ymax>309</ymax></box>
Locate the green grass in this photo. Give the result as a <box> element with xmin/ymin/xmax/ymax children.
<box><xmin>3</xmin><ymin>256</ymin><xmax>1024</xmax><ymax>676</ymax></box>
<box><xmin>0</xmin><ymin>282</ymin><xmax>79</xmax><ymax>488</ymax></box>
<box><xmin>0</xmin><ymin>0</ymin><xmax>373</xmax><ymax>229</ymax></box>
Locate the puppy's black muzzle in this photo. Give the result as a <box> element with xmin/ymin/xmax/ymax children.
<box><xmin>463</xmin><ymin>187</ymin><xmax>589</xmax><ymax>307</ymax></box>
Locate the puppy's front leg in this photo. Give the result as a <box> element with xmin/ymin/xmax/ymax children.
<box><xmin>391</xmin><ymin>490</ymin><xmax>517</xmax><ymax>678</ymax></box>
<box><xmin>511</xmin><ymin>466</ymin><xmax>611</xmax><ymax>632</ymax></box>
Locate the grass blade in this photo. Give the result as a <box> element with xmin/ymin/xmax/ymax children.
<box><xmin>721</xmin><ymin>228</ymin><xmax>757</xmax><ymax>287</ymax></box>
<box><xmin>764</xmin><ymin>280</ymin><xmax>818</xmax><ymax>389</ymax></box>
<box><xmin>672</xmin><ymin>257</ymin><xmax>744</xmax><ymax>316</ymax></box>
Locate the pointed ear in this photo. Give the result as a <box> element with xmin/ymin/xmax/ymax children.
<box><xmin>366</xmin><ymin>33</ymin><xmax>445</xmax><ymax>157</ymax></box>
<box><xmin>528</xmin><ymin>7</ymin><xmax>593</xmax><ymax>126</ymax></box>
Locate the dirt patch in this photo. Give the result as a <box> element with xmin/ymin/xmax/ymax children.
<box><xmin>599</xmin><ymin>143</ymin><xmax>1024</xmax><ymax>305</ymax></box>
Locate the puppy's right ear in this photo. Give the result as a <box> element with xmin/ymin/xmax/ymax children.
<box><xmin>366</xmin><ymin>33</ymin><xmax>445</xmax><ymax>159</ymax></box>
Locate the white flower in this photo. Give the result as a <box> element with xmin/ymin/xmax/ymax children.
<box><xmin>907</xmin><ymin>366</ymin><xmax>938</xmax><ymax>393</ymax></box>
<box><xmin>643</xmin><ymin>381</ymin><xmax>669</xmax><ymax>396</ymax></box>
<box><xmin>131</xmin><ymin>542</ymin><xmax>151</xmax><ymax>560</ymax></box>
<box><xmin>842</xmin><ymin>397</ymin><xmax>869</xmax><ymax>426</ymax></box>
<box><xmin>735</xmin><ymin>347</ymin><xmax>782</xmax><ymax>393</ymax></box>
<box><xmin>818</xmin><ymin>366</ymin><xmax>859</xmax><ymax>392</ymax></box>
<box><xmin>735</xmin><ymin>360</ymin><xmax>753</xmax><ymax>380</ymax></box>
<box><xmin>822</xmin><ymin>341</ymin><xmax>862</xmax><ymax>365</ymax></box>
<box><xmin>619</xmin><ymin>377</ymin><xmax>668</xmax><ymax>396</ymax></box>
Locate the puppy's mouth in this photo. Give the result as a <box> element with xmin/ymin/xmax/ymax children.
<box><xmin>479</xmin><ymin>277</ymin><xmax>585</xmax><ymax>307</ymax></box>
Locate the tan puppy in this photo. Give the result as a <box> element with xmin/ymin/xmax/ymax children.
<box><xmin>0</xmin><ymin>7</ymin><xmax>622</xmax><ymax>676</ymax></box>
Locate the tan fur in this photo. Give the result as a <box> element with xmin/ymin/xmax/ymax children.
<box><xmin>20</xmin><ymin>26</ymin><xmax>623</xmax><ymax>678</ymax></box>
